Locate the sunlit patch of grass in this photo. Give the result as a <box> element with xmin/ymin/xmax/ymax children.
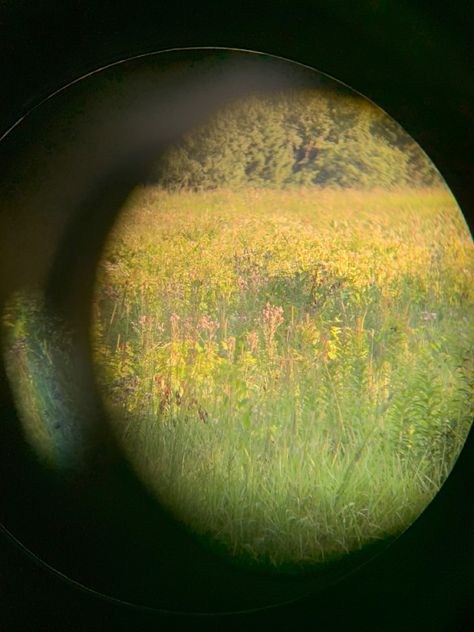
<box><xmin>91</xmin><ymin>185</ymin><xmax>474</xmax><ymax>570</ymax></box>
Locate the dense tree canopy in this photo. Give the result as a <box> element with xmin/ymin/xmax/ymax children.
<box><xmin>153</xmin><ymin>90</ymin><xmax>442</xmax><ymax>190</ymax></box>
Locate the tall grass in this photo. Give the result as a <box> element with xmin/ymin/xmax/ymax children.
<box><xmin>92</xmin><ymin>186</ymin><xmax>474</xmax><ymax>570</ymax></box>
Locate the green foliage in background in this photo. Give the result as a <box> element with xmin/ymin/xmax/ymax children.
<box><xmin>153</xmin><ymin>91</ymin><xmax>441</xmax><ymax>190</ymax></box>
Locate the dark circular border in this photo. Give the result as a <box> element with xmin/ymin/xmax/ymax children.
<box><xmin>0</xmin><ymin>3</ymin><xmax>473</xmax><ymax>629</ymax></box>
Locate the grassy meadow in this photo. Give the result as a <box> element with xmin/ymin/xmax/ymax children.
<box><xmin>92</xmin><ymin>185</ymin><xmax>474</xmax><ymax>570</ymax></box>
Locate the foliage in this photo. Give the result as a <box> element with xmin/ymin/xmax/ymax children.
<box><xmin>2</xmin><ymin>290</ymin><xmax>92</xmax><ymax>471</ymax></box>
<box><xmin>91</xmin><ymin>186</ymin><xmax>474</xmax><ymax>570</ymax></box>
<box><xmin>153</xmin><ymin>91</ymin><xmax>442</xmax><ymax>190</ymax></box>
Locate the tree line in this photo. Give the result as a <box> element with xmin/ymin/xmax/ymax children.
<box><xmin>152</xmin><ymin>90</ymin><xmax>442</xmax><ymax>190</ymax></box>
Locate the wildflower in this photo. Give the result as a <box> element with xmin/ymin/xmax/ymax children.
<box><xmin>156</xmin><ymin>321</ymin><xmax>165</xmax><ymax>334</ymax></box>
<box><xmin>259</xmin><ymin>303</ymin><xmax>284</xmax><ymax>351</ymax></box>
<box><xmin>250</xmin><ymin>269</ymin><xmax>263</xmax><ymax>288</ymax></box>
<box><xmin>181</xmin><ymin>316</ymin><xmax>193</xmax><ymax>334</ymax></box>
<box><xmin>198</xmin><ymin>315</ymin><xmax>220</xmax><ymax>339</ymax></box>
<box><xmin>154</xmin><ymin>374</ymin><xmax>164</xmax><ymax>389</ymax></box>
<box><xmin>138</xmin><ymin>315</ymin><xmax>152</xmax><ymax>326</ymax></box>
<box><xmin>261</xmin><ymin>302</ymin><xmax>284</xmax><ymax>327</ymax></box>
<box><xmin>154</xmin><ymin>375</ymin><xmax>172</xmax><ymax>412</ymax></box>
<box><xmin>246</xmin><ymin>330</ymin><xmax>259</xmax><ymax>353</ymax></box>
<box><xmin>237</xmin><ymin>275</ymin><xmax>248</xmax><ymax>290</ymax></box>
<box><xmin>225</xmin><ymin>335</ymin><xmax>236</xmax><ymax>357</ymax></box>
<box><xmin>170</xmin><ymin>313</ymin><xmax>181</xmax><ymax>338</ymax></box>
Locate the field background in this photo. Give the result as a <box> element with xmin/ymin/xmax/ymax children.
<box><xmin>92</xmin><ymin>185</ymin><xmax>474</xmax><ymax>570</ymax></box>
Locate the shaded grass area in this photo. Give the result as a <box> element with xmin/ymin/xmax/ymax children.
<box><xmin>2</xmin><ymin>291</ymin><xmax>92</xmax><ymax>471</ymax></box>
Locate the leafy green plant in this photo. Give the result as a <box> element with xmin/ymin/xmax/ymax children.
<box><xmin>88</xmin><ymin>186</ymin><xmax>474</xmax><ymax>570</ymax></box>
